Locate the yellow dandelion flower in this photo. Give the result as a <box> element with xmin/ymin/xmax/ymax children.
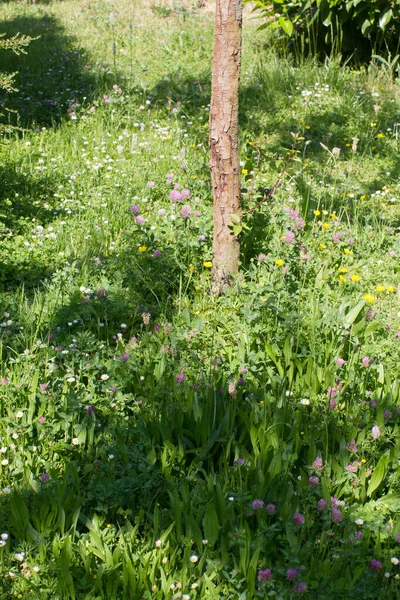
<box><xmin>203</xmin><ymin>261</ymin><xmax>212</xmax><ymax>268</ymax></box>
<box><xmin>377</xmin><ymin>133</ymin><xmax>385</xmax><ymax>139</ymax></box>
<box><xmin>320</xmin><ymin>243</ymin><xmax>326</xmax><ymax>249</ymax></box>
<box><xmin>363</xmin><ymin>294</ymin><xmax>375</xmax><ymax>303</ymax></box>
<box><xmin>361</xmin><ymin>194</ymin><xmax>366</xmax><ymax>200</ymax></box>
<box><xmin>376</xmin><ymin>285</ymin><xmax>385</xmax><ymax>292</ymax></box>
<box><xmin>339</xmin><ymin>275</ymin><xmax>347</xmax><ymax>283</ymax></box>
<box><xmin>340</xmin><ymin>268</ymin><xmax>348</xmax><ymax>273</ymax></box>
<box><xmin>305</xmin><ymin>125</ymin><xmax>311</xmax><ymax>130</ymax></box>
<box><xmin>350</xmin><ymin>275</ymin><xmax>360</xmax><ymax>282</ymax></box>
<box><xmin>322</xmin><ymin>222</ymin><xmax>330</xmax><ymax>230</ymax></box>
<box><xmin>370</xmin><ymin>122</ymin><xmax>376</xmax><ymax>128</ymax></box>
<box><xmin>330</xmin><ymin>213</ymin><xmax>339</xmax><ymax>219</ymax></box>
<box><xmin>314</xmin><ymin>210</ymin><xmax>321</xmax><ymax>216</ymax></box>
<box><xmin>344</xmin><ymin>248</ymin><xmax>352</xmax><ymax>255</ymax></box>
<box><xmin>386</xmin><ymin>286</ymin><xmax>395</xmax><ymax>293</ymax></box>
<box><xmin>275</xmin><ymin>259</ymin><xmax>284</xmax><ymax>266</ymax></box>
<box><xmin>241</xmin><ymin>169</ymin><xmax>248</xmax><ymax>175</ymax></box>
<box><xmin>138</xmin><ymin>246</ymin><xmax>147</xmax><ymax>252</ymax></box>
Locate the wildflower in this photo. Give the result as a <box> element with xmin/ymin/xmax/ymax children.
<box><xmin>15</xmin><ymin>553</ymin><xmax>25</xmax><ymax>562</ymax></box>
<box><xmin>355</xmin><ymin>519</ymin><xmax>364</xmax><ymax>526</ymax></box>
<box><xmin>67</xmin><ymin>377</ymin><xmax>75</xmax><ymax>383</ymax></box>
<box><xmin>376</xmin><ymin>285</ymin><xmax>385</xmax><ymax>292</ymax></box>
<box><xmin>203</xmin><ymin>261</ymin><xmax>212</xmax><ymax>268</ymax></box>
<box><xmin>155</xmin><ymin>539</ymin><xmax>162</xmax><ymax>548</ymax></box>
<box><xmin>71</xmin><ymin>438</ymin><xmax>79</xmax><ymax>446</ymax></box>
<box><xmin>135</xmin><ymin>216</ymin><xmax>144</xmax><ymax>225</ymax></box>
<box><xmin>176</xmin><ymin>373</ymin><xmax>186</xmax><ymax>383</ymax></box>
<box><xmin>369</xmin><ymin>559</ymin><xmax>382</xmax><ymax>573</ymax></box>
<box><xmin>317</xmin><ymin>499</ymin><xmax>327</xmax><ymax>511</ymax></box>
<box><xmin>361</xmin><ymin>356</ymin><xmax>370</xmax><ymax>367</ymax></box>
<box><xmin>202</xmin><ymin>539</ymin><xmax>208</xmax><ymax>545</ymax></box>
<box><xmin>335</xmin><ymin>357</ymin><xmax>345</xmax><ymax>367</ymax></box>
<box><xmin>118</xmin><ymin>352</ymin><xmax>130</xmax><ymax>362</ymax></box>
<box><xmin>287</xmin><ymin>568</ymin><xmax>298</xmax><ymax>581</ymax></box>
<box><xmin>180</xmin><ymin>205</ymin><xmax>191</xmax><ymax>218</ymax></box>
<box><xmin>345</xmin><ymin>464</ymin><xmax>357</xmax><ymax>473</ymax></box>
<box><xmin>40</xmin><ymin>473</ymin><xmax>50</xmax><ymax>482</ymax></box>
<box><xmin>147</xmin><ymin>181</ymin><xmax>155</xmax><ymax>188</ymax></box>
<box><xmin>294</xmin><ymin>582</ymin><xmax>307</xmax><ymax>593</ymax></box>
<box><xmin>181</xmin><ymin>188</ymin><xmax>191</xmax><ymax>199</ymax></box>
<box><xmin>266</xmin><ymin>504</ymin><xmax>276</xmax><ymax>514</ymax></box>
<box><xmin>331</xmin><ymin>508</ymin><xmax>343</xmax><ymax>523</ymax></box>
<box><xmin>86</xmin><ymin>405</ymin><xmax>96</xmax><ymax>417</ymax></box>
<box><xmin>15</xmin><ymin>411</ymin><xmax>23</xmax><ymax>419</ymax></box>
<box><xmin>153</xmin><ymin>249</ymin><xmax>161</xmax><ymax>257</ymax></box>
<box><xmin>293</xmin><ymin>513</ymin><xmax>305</xmax><ymax>526</ymax></box>
<box><xmin>283</xmin><ymin>231</ymin><xmax>296</xmax><ymax>244</ymax></box>
<box><xmin>33</xmin><ymin>566</ymin><xmax>39</xmax><ymax>573</ymax></box>
<box><xmin>1</xmin><ymin>534</ymin><xmax>8</xmax><ymax>541</ymax></box>
<box><xmin>396</xmin><ymin>534</ymin><xmax>400</xmax><ymax>543</ymax></box>
<box><xmin>386</xmin><ymin>286</ymin><xmax>395</xmax><ymax>293</ymax></box>
<box><xmin>257</xmin><ymin>568</ymin><xmax>272</xmax><ymax>581</ymax></box>
<box><xmin>384</xmin><ymin>410</ymin><xmax>392</xmax><ymax>419</ymax></box>
<box><xmin>364</xmin><ymin>294</ymin><xmax>375</xmax><ymax>303</ymax></box>
<box><xmin>392</xmin><ymin>558</ymin><xmax>399</xmax><ymax>565</ymax></box>
<box><xmin>312</xmin><ymin>457</ymin><xmax>323</xmax><ymax>471</ymax></box>
<box><xmin>138</xmin><ymin>246</ymin><xmax>147</xmax><ymax>252</ymax></box>
<box><xmin>142</xmin><ymin>313</ymin><xmax>150</xmax><ymax>325</ymax></box>
<box><xmin>101</xmin><ymin>374</ymin><xmax>109</xmax><ymax>381</ymax></box>
<box><xmin>350</xmin><ymin>275</ymin><xmax>360</xmax><ymax>282</ymax></box>
<box><xmin>252</xmin><ymin>499</ymin><xmax>265</xmax><ymax>511</ymax></box>
<box><xmin>308</xmin><ymin>476</ymin><xmax>319</xmax><ymax>488</ymax></box>
<box><xmin>300</xmin><ymin>398</ymin><xmax>310</xmax><ymax>406</ymax></box>
<box><xmin>314</xmin><ymin>210</ymin><xmax>321</xmax><ymax>216</ymax></box>
<box><xmin>190</xmin><ymin>555</ymin><xmax>198</xmax><ymax>563</ymax></box>
<box><xmin>234</xmin><ymin>458</ymin><xmax>245</xmax><ymax>467</ymax></box>
<box><xmin>327</xmin><ymin>387</ymin><xmax>337</xmax><ymax>400</ymax></box>
<box><xmin>169</xmin><ymin>190</ymin><xmax>182</xmax><ymax>202</ymax></box>
<box><xmin>275</xmin><ymin>259</ymin><xmax>284</xmax><ymax>266</ymax></box>
<box><xmin>371</xmin><ymin>426</ymin><xmax>381</xmax><ymax>440</ymax></box>
<box><xmin>130</xmin><ymin>205</ymin><xmax>140</xmax><ymax>214</ymax></box>
<box><xmin>346</xmin><ymin>438</ymin><xmax>358</xmax><ymax>452</ymax></box>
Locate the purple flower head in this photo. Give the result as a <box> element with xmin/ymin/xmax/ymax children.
<box><xmin>158</xmin><ymin>208</ymin><xmax>166</xmax><ymax>216</ymax></box>
<box><xmin>40</xmin><ymin>383</ymin><xmax>49</xmax><ymax>394</ymax></box>
<box><xmin>252</xmin><ymin>499</ymin><xmax>265</xmax><ymax>511</ymax></box>
<box><xmin>293</xmin><ymin>513</ymin><xmax>305</xmax><ymax>526</ymax></box>
<box><xmin>331</xmin><ymin>507</ymin><xmax>343</xmax><ymax>524</ymax></box>
<box><xmin>234</xmin><ymin>458</ymin><xmax>245</xmax><ymax>467</ymax></box>
<box><xmin>237</xmin><ymin>377</ymin><xmax>245</xmax><ymax>386</ymax></box>
<box><xmin>362</xmin><ymin>356</ymin><xmax>371</xmax><ymax>367</ymax></box>
<box><xmin>179</xmin><ymin>205</ymin><xmax>191</xmax><ymax>218</ymax></box>
<box><xmin>135</xmin><ymin>216</ymin><xmax>145</xmax><ymax>225</ymax></box>
<box><xmin>181</xmin><ymin>188</ymin><xmax>191</xmax><ymax>199</ymax></box>
<box><xmin>38</xmin><ymin>416</ymin><xmax>46</xmax><ymax>424</ymax></box>
<box><xmin>258</xmin><ymin>253</ymin><xmax>266</xmax><ymax>262</ymax></box>
<box><xmin>308</xmin><ymin>476</ymin><xmax>319</xmax><ymax>488</ymax></box>
<box><xmin>346</xmin><ymin>438</ymin><xmax>358</xmax><ymax>453</ymax></box>
<box><xmin>294</xmin><ymin>217</ymin><xmax>305</xmax><ymax>230</ymax></box>
<box><xmin>365</xmin><ymin>310</ymin><xmax>377</xmax><ymax>322</ymax></box>
<box><xmin>354</xmin><ymin>530</ymin><xmax>363</xmax><ymax>540</ymax></box>
<box><xmin>257</xmin><ymin>568</ymin><xmax>272</xmax><ymax>582</ymax></box>
<box><xmin>312</xmin><ymin>456</ymin><xmax>323</xmax><ymax>472</ymax></box>
<box><xmin>369</xmin><ymin>559</ymin><xmax>382</xmax><ymax>573</ymax></box>
<box><xmin>266</xmin><ymin>503</ymin><xmax>276</xmax><ymax>514</ymax></box>
<box><xmin>287</xmin><ymin>568</ymin><xmax>298</xmax><ymax>581</ymax></box>
<box><xmin>317</xmin><ymin>499</ymin><xmax>327</xmax><ymax>511</ymax></box>
<box><xmin>330</xmin><ymin>496</ymin><xmax>340</xmax><ymax>508</ymax></box>
<box><xmin>345</xmin><ymin>464</ymin><xmax>357</xmax><ymax>473</ymax></box>
<box><xmin>396</xmin><ymin>332</ymin><xmax>400</xmax><ymax>338</ymax></box>
<box><xmin>283</xmin><ymin>231</ymin><xmax>296</xmax><ymax>245</ymax></box>
<box><xmin>153</xmin><ymin>249</ymin><xmax>161</xmax><ymax>258</ymax></box>
<box><xmin>199</xmin><ymin>235</ymin><xmax>206</xmax><ymax>242</ymax></box>
<box><xmin>327</xmin><ymin>387</ymin><xmax>337</xmax><ymax>400</ymax></box>
<box><xmin>369</xmin><ymin>400</ymin><xmax>377</xmax><ymax>408</ymax></box>
<box><xmin>118</xmin><ymin>352</ymin><xmax>130</xmax><ymax>362</ymax></box>
<box><xmin>332</xmin><ymin>232</ymin><xmax>342</xmax><ymax>244</ymax></box>
<box><xmin>40</xmin><ymin>473</ymin><xmax>51</xmax><ymax>482</ymax></box>
<box><xmin>176</xmin><ymin>372</ymin><xmax>186</xmax><ymax>383</ymax></box>
<box><xmin>86</xmin><ymin>405</ymin><xmax>96</xmax><ymax>417</ymax></box>
<box><xmin>335</xmin><ymin>357</ymin><xmax>345</xmax><ymax>367</ymax></box>
<box><xmin>130</xmin><ymin>205</ymin><xmax>140</xmax><ymax>215</ymax></box>
<box><xmin>384</xmin><ymin>410</ymin><xmax>392</xmax><ymax>419</ymax></box>
<box><xmin>146</xmin><ymin>180</ymin><xmax>155</xmax><ymax>188</ymax></box>
<box><xmin>395</xmin><ymin>534</ymin><xmax>400</xmax><ymax>543</ymax></box>
<box><xmin>371</xmin><ymin>425</ymin><xmax>381</xmax><ymax>440</ymax></box>
<box><xmin>169</xmin><ymin>189</ymin><xmax>182</xmax><ymax>202</ymax></box>
<box><xmin>294</xmin><ymin>582</ymin><xmax>307</xmax><ymax>593</ymax></box>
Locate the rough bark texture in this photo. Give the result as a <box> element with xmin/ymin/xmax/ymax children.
<box><xmin>210</xmin><ymin>0</ymin><xmax>243</xmax><ymax>295</ymax></box>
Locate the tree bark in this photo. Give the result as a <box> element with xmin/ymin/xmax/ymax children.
<box><xmin>210</xmin><ymin>0</ymin><xmax>243</xmax><ymax>295</ymax></box>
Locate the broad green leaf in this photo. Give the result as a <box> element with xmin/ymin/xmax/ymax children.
<box><xmin>343</xmin><ymin>300</ymin><xmax>365</xmax><ymax>328</ymax></box>
<box><xmin>379</xmin><ymin>8</ymin><xmax>392</xmax><ymax>31</ymax></box>
<box><xmin>279</xmin><ymin>16</ymin><xmax>294</xmax><ymax>36</ymax></box>
<box><xmin>367</xmin><ymin>455</ymin><xmax>388</xmax><ymax>496</ymax></box>
<box><xmin>203</xmin><ymin>502</ymin><xmax>219</xmax><ymax>547</ymax></box>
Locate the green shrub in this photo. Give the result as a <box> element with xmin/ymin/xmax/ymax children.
<box><xmin>248</xmin><ymin>0</ymin><xmax>400</xmax><ymax>62</ymax></box>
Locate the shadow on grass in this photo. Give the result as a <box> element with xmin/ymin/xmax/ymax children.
<box><xmin>0</xmin><ymin>12</ymin><xmax>102</xmax><ymax>128</ymax></box>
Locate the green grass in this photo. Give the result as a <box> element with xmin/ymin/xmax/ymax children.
<box><xmin>0</xmin><ymin>1</ymin><xmax>399</xmax><ymax>598</ymax></box>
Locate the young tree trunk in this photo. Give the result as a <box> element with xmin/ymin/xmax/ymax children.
<box><xmin>210</xmin><ymin>0</ymin><xmax>243</xmax><ymax>295</ymax></box>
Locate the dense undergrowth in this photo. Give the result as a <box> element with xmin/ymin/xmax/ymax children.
<box><xmin>0</xmin><ymin>1</ymin><xmax>399</xmax><ymax>598</ymax></box>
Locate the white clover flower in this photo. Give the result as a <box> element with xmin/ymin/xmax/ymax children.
<box><xmin>1</xmin><ymin>459</ymin><xmax>8</xmax><ymax>466</ymax></box>
<box><xmin>67</xmin><ymin>377</ymin><xmax>75</xmax><ymax>383</ymax></box>
<box><xmin>300</xmin><ymin>398</ymin><xmax>310</xmax><ymax>406</ymax></box>
<box><xmin>71</xmin><ymin>438</ymin><xmax>79</xmax><ymax>446</ymax></box>
<box><xmin>355</xmin><ymin>519</ymin><xmax>364</xmax><ymax>526</ymax></box>
<box><xmin>228</xmin><ymin>496</ymin><xmax>234</xmax><ymax>501</ymax></box>
<box><xmin>16</xmin><ymin>411</ymin><xmax>23</xmax><ymax>419</ymax></box>
<box><xmin>190</xmin><ymin>555</ymin><xmax>198</xmax><ymax>563</ymax></box>
<box><xmin>202</xmin><ymin>539</ymin><xmax>208</xmax><ymax>545</ymax></box>
<box><xmin>0</xmin><ymin>447</ymin><xmax>7</xmax><ymax>453</ymax></box>
<box><xmin>391</xmin><ymin>557</ymin><xmax>399</xmax><ymax>565</ymax></box>
<box><xmin>191</xmin><ymin>583</ymin><xmax>199</xmax><ymax>589</ymax></box>
<box><xmin>2</xmin><ymin>488</ymin><xmax>11</xmax><ymax>494</ymax></box>
<box><xmin>183</xmin><ymin>595</ymin><xmax>190</xmax><ymax>600</ymax></box>
<box><xmin>0</xmin><ymin>541</ymin><xmax>5</xmax><ymax>547</ymax></box>
<box><xmin>1</xmin><ymin>533</ymin><xmax>8</xmax><ymax>540</ymax></box>
<box><xmin>155</xmin><ymin>539</ymin><xmax>162</xmax><ymax>548</ymax></box>
<box><xmin>15</xmin><ymin>553</ymin><xmax>25</xmax><ymax>562</ymax></box>
<box><xmin>101</xmin><ymin>374</ymin><xmax>109</xmax><ymax>381</ymax></box>
<box><xmin>33</xmin><ymin>566</ymin><xmax>40</xmax><ymax>573</ymax></box>
<box><xmin>170</xmin><ymin>583</ymin><xmax>175</xmax><ymax>590</ymax></box>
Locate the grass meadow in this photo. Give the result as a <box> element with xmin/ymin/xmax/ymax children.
<box><xmin>0</xmin><ymin>0</ymin><xmax>400</xmax><ymax>598</ymax></box>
